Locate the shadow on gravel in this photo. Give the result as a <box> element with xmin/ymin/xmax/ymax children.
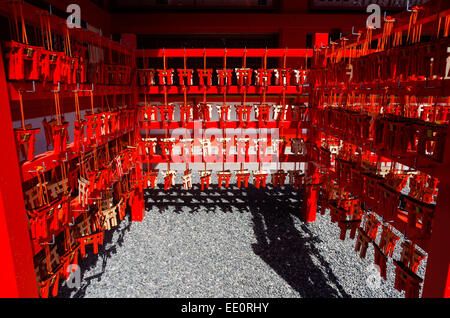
<box><xmin>247</xmin><ymin>186</ymin><xmax>351</xmax><ymax>298</ymax></box>
<box><xmin>56</xmin><ymin>213</ymin><xmax>133</xmax><ymax>298</ymax></box>
<box><xmin>145</xmin><ymin>185</ymin><xmax>250</xmax><ymax>214</ymax></box>
<box><xmin>58</xmin><ymin>185</ymin><xmax>349</xmax><ymax>298</ymax></box>
<box><xmin>145</xmin><ymin>184</ymin><xmax>350</xmax><ymax>298</ymax></box>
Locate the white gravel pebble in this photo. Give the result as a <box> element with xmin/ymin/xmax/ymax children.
<box><xmin>58</xmin><ymin>172</ymin><xmax>426</xmax><ymax>298</ymax></box>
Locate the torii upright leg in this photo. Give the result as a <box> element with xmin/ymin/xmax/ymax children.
<box><xmin>0</xmin><ymin>43</ymin><xmax>39</xmax><ymax>297</ymax></box>
<box><xmin>301</xmin><ymin>39</ymin><xmax>326</xmax><ymax>223</ymax></box>
<box><xmin>422</xmin><ymin>123</ymin><xmax>450</xmax><ymax>298</ymax></box>
<box><xmin>301</xmin><ymin>145</ymin><xmax>320</xmax><ymax>222</ymax></box>
<box><xmin>131</xmin><ymin>184</ymin><xmax>145</xmax><ymax>222</ymax></box>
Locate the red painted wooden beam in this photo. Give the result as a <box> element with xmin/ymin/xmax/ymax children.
<box><xmin>142</xmin><ymin>95</ymin><xmax>310</xmax><ymax>103</ymax></box>
<box><xmin>136</xmin><ymin>48</ymin><xmax>362</xmax><ymax>59</ymax></box>
<box><xmin>138</xmin><ymin>120</ymin><xmax>309</xmax><ymax>130</ymax></box>
<box><xmin>0</xmin><ymin>43</ymin><xmax>39</xmax><ymax>298</ymax></box>
<box><xmin>422</xmin><ymin>121</ymin><xmax>450</xmax><ymax>298</ymax></box>
<box><xmin>140</xmin><ymin>154</ymin><xmax>307</xmax><ymax>164</ymax></box>
<box><xmin>142</xmin><ymin>86</ymin><xmax>309</xmax><ymax>95</ymax></box>
<box><xmin>136</xmin><ymin>48</ymin><xmax>314</xmax><ymax>58</ymax></box>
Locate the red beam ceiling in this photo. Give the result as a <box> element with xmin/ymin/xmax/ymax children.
<box><xmin>135</xmin><ymin>48</ymin><xmax>313</xmax><ymax>58</ymax></box>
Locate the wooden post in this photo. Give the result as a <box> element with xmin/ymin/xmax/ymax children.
<box><xmin>422</xmin><ymin>123</ymin><xmax>450</xmax><ymax>298</ymax></box>
<box><xmin>0</xmin><ymin>43</ymin><xmax>39</xmax><ymax>297</ymax></box>
<box><xmin>300</xmin><ymin>33</ymin><xmax>328</xmax><ymax>223</ymax></box>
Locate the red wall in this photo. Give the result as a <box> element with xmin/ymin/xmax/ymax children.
<box><xmin>44</xmin><ymin>0</ymin><xmax>368</xmax><ymax>52</ymax></box>
<box><xmin>111</xmin><ymin>12</ymin><xmax>367</xmax><ymax>48</ymax></box>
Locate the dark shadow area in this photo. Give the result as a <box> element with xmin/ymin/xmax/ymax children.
<box><xmin>144</xmin><ymin>184</ymin><xmax>350</xmax><ymax>298</ymax></box>
<box><xmin>58</xmin><ymin>184</ymin><xmax>350</xmax><ymax>298</ymax></box>
<box><xmin>145</xmin><ymin>184</ymin><xmax>253</xmax><ymax>214</ymax></box>
<box><xmin>56</xmin><ymin>212</ymin><xmax>133</xmax><ymax>298</ymax></box>
<box><xmin>246</xmin><ymin>186</ymin><xmax>350</xmax><ymax>298</ymax></box>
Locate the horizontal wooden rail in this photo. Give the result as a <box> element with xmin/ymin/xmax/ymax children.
<box><xmin>136</xmin><ymin>48</ymin><xmax>314</xmax><ymax>58</ymax></box>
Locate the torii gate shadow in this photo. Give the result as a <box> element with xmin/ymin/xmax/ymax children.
<box><xmin>56</xmin><ymin>213</ymin><xmax>133</xmax><ymax>298</ymax></box>
<box><xmin>145</xmin><ymin>184</ymin><xmax>351</xmax><ymax>298</ymax></box>
<box><xmin>246</xmin><ymin>186</ymin><xmax>350</xmax><ymax>298</ymax></box>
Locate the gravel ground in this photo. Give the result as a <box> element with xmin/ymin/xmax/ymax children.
<box><xmin>58</xmin><ymin>170</ymin><xmax>427</xmax><ymax>298</ymax></box>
